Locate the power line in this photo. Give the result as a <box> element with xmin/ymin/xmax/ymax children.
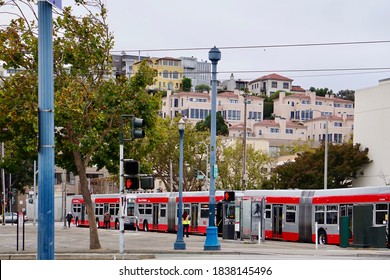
<box><xmin>216</xmin><ymin>67</ymin><xmax>390</xmax><ymax>75</ymax></box>
<box><xmin>112</xmin><ymin>39</ymin><xmax>390</xmax><ymax>53</ymax></box>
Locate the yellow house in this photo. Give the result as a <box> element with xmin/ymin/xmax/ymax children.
<box><xmin>132</xmin><ymin>57</ymin><xmax>184</xmax><ymax>91</ymax></box>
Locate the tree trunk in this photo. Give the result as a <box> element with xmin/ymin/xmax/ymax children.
<box><xmin>73</xmin><ymin>151</ymin><xmax>102</xmax><ymax>250</ymax></box>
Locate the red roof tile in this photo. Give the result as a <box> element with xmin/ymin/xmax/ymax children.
<box><xmin>249</xmin><ymin>73</ymin><xmax>293</xmax><ymax>84</ymax></box>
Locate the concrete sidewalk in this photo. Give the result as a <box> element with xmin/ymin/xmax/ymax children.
<box><xmin>1</xmin><ymin>222</ymin><xmax>389</xmax><ymax>260</ymax></box>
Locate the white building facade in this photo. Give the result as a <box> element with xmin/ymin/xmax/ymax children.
<box><xmin>353</xmin><ymin>78</ymin><xmax>390</xmax><ymax>186</ymax></box>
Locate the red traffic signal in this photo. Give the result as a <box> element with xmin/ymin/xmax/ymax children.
<box><xmin>223</xmin><ymin>191</ymin><xmax>235</xmax><ymax>202</ymax></box>
<box><xmin>125</xmin><ymin>176</ymin><xmax>139</xmax><ymax>190</ymax></box>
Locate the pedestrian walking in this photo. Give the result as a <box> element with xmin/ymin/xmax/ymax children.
<box><xmin>65</xmin><ymin>212</ymin><xmax>73</xmax><ymax>228</ymax></box>
<box><xmin>104</xmin><ymin>212</ymin><xmax>111</xmax><ymax>229</ymax></box>
<box><xmin>182</xmin><ymin>211</ymin><xmax>190</xmax><ymax>237</ymax></box>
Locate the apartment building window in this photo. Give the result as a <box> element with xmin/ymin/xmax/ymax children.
<box><xmin>334</xmin><ymin>133</ymin><xmax>342</xmax><ymax>143</ymax></box>
<box><xmin>249</xmin><ymin>111</ymin><xmax>262</xmax><ymax>120</ymax></box>
<box><xmin>271</xmin><ymin>81</ymin><xmax>277</xmax><ymax>88</ymax></box>
<box><xmin>270</xmin><ymin>127</ymin><xmax>279</xmax><ymax>133</ymax></box>
<box><xmin>229</xmin><ymin>99</ymin><xmax>238</xmax><ymax>104</ymax></box>
<box><xmin>190</xmin><ymin>98</ymin><xmax>207</xmax><ymax>103</ymax></box>
<box><xmin>315</xmin><ymin>101</ymin><xmax>323</xmax><ymax>105</ymax></box>
<box><xmin>334</xmin><ymin>122</ymin><xmax>342</xmax><ymax>127</ymax></box>
<box><xmin>286</xmin><ymin>128</ymin><xmax>293</xmax><ymax>134</ymax></box>
<box><xmin>173</xmin><ymin>98</ymin><xmax>179</xmax><ymax>108</ymax></box>
<box><xmin>334</xmin><ymin>103</ymin><xmax>341</xmax><ymax>107</ymax></box>
<box><xmin>283</xmin><ymin>82</ymin><xmax>289</xmax><ymax>89</ymax></box>
<box><xmin>301</xmin><ymin>110</ymin><xmax>313</xmax><ymax>121</ymax></box>
<box><xmin>173</xmin><ymin>71</ymin><xmax>178</xmax><ymax>79</ymax></box>
<box><xmin>301</xmin><ymin>100</ymin><xmax>310</xmax><ymax>104</ymax></box>
<box><xmin>258</xmin><ymin>130</ymin><xmax>262</xmax><ymax>136</ymax></box>
<box><xmin>227</xmin><ymin>110</ymin><xmax>241</xmax><ymax>121</ymax></box>
<box><xmin>200</xmin><ymin>109</ymin><xmax>210</xmax><ymax>119</ymax></box>
<box><xmin>163</xmin><ymin>70</ymin><xmax>169</xmax><ymax>78</ymax></box>
<box><xmin>190</xmin><ymin>109</ymin><xmax>199</xmax><ymax>119</ymax></box>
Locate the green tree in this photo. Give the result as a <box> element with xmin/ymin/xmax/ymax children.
<box><xmin>195</xmin><ymin>84</ymin><xmax>210</xmax><ymax>92</ymax></box>
<box><xmin>147</xmin><ymin>117</ymin><xmax>209</xmax><ymax>192</ymax></box>
<box><xmin>270</xmin><ymin>142</ymin><xmax>371</xmax><ymax>189</ymax></box>
<box><xmin>337</xmin><ymin>89</ymin><xmax>355</xmax><ymax>102</ymax></box>
<box><xmin>217</xmin><ymin>139</ymin><xmax>270</xmax><ymax>190</ymax></box>
<box><xmin>0</xmin><ymin>1</ymin><xmax>161</xmax><ymax>249</ymax></box>
<box><xmin>182</xmin><ymin>77</ymin><xmax>192</xmax><ymax>92</ymax></box>
<box><xmin>309</xmin><ymin>87</ymin><xmax>334</xmax><ymax>97</ymax></box>
<box><xmin>195</xmin><ymin>112</ymin><xmax>229</xmax><ymax>136</ymax></box>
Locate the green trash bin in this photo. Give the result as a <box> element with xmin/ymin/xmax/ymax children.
<box><xmin>339</xmin><ymin>216</ymin><xmax>349</xmax><ymax>248</ymax></box>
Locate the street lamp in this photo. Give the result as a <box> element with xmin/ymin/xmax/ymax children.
<box><xmin>310</xmin><ymin>109</ymin><xmax>329</xmax><ymax>190</ymax></box>
<box><xmin>204</xmin><ymin>46</ymin><xmax>221</xmax><ymax>251</ymax></box>
<box><xmin>174</xmin><ymin>118</ymin><xmax>186</xmax><ymax>250</ymax></box>
<box><xmin>197</xmin><ymin>141</ymin><xmax>209</xmax><ymax>190</ymax></box>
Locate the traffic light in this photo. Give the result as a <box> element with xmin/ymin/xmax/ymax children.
<box><xmin>124</xmin><ymin>160</ymin><xmax>140</xmax><ymax>176</ymax></box>
<box><xmin>125</xmin><ymin>176</ymin><xmax>140</xmax><ymax>190</ymax></box>
<box><xmin>131</xmin><ymin>117</ymin><xmax>145</xmax><ymax>139</ymax></box>
<box><xmin>140</xmin><ymin>176</ymin><xmax>154</xmax><ymax>190</ymax></box>
<box><xmin>223</xmin><ymin>191</ymin><xmax>235</xmax><ymax>202</ymax></box>
<box><xmin>123</xmin><ymin>160</ymin><xmax>140</xmax><ymax>191</ymax></box>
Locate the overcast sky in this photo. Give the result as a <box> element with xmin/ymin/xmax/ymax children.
<box><xmin>3</xmin><ymin>0</ymin><xmax>390</xmax><ymax>92</ymax></box>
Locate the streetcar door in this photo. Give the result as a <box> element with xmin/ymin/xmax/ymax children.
<box><xmin>272</xmin><ymin>204</ymin><xmax>283</xmax><ymax>239</ymax></box>
<box><xmin>340</xmin><ymin>204</ymin><xmax>353</xmax><ymax>239</ymax></box>
<box><xmin>81</xmin><ymin>204</ymin><xmax>86</xmax><ymax>222</ymax></box>
<box><xmin>191</xmin><ymin>203</ymin><xmax>199</xmax><ymax>231</ymax></box>
<box><xmin>152</xmin><ymin>204</ymin><xmax>159</xmax><ymax>229</ymax></box>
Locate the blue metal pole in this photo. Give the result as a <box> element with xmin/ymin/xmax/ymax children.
<box><xmin>37</xmin><ymin>1</ymin><xmax>55</xmax><ymax>260</ymax></box>
<box><xmin>204</xmin><ymin>47</ymin><xmax>221</xmax><ymax>251</ymax></box>
<box><xmin>174</xmin><ymin>126</ymin><xmax>186</xmax><ymax>250</ymax></box>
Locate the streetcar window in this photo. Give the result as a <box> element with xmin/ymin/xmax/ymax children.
<box><xmin>326</xmin><ymin>212</ymin><xmax>338</xmax><ymax>224</ymax></box>
<box><xmin>73</xmin><ymin>204</ymin><xmax>81</xmax><ymax>213</ymax></box>
<box><xmin>200</xmin><ymin>204</ymin><xmax>209</xmax><ymax>218</ymax></box>
<box><xmin>375</xmin><ymin>203</ymin><xmax>388</xmax><ymax>225</ymax></box>
<box><xmin>326</xmin><ymin>205</ymin><xmax>338</xmax><ymax>224</ymax></box>
<box><xmin>127</xmin><ymin>203</ymin><xmax>135</xmax><ymax>216</ymax></box>
<box><xmin>95</xmin><ymin>203</ymin><xmax>104</xmax><ymax>216</ymax></box>
<box><xmin>315</xmin><ymin>205</ymin><xmax>325</xmax><ymax>224</ymax></box>
<box><xmin>160</xmin><ymin>204</ymin><xmax>167</xmax><ymax>218</ymax></box>
<box><xmin>265</xmin><ymin>204</ymin><xmax>271</xmax><ymax>219</ymax></box>
<box><xmin>138</xmin><ymin>204</ymin><xmax>145</xmax><ymax>215</ymax></box>
<box><xmin>286</xmin><ymin>205</ymin><xmax>296</xmax><ymax>223</ymax></box>
<box><xmin>315</xmin><ymin>213</ymin><xmax>325</xmax><ymax>224</ymax></box>
<box><xmin>145</xmin><ymin>204</ymin><xmax>152</xmax><ymax>215</ymax></box>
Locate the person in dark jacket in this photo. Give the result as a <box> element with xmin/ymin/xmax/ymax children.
<box><xmin>65</xmin><ymin>212</ymin><xmax>73</xmax><ymax>228</ymax></box>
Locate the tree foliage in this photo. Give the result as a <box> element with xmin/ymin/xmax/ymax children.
<box><xmin>271</xmin><ymin>142</ymin><xmax>371</xmax><ymax>189</ymax></box>
<box><xmin>336</xmin><ymin>89</ymin><xmax>355</xmax><ymax>102</ymax></box>
<box><xmin>146</xmin><ymin>117</ymin><xmax>210</xmax><ymax>192</ymax></box>
<box><xmin>182</xmin><ymin>77</ymin><xmax>192</xmax><ymax>92</ymax></box>
<box><xmin>309</xmin><ymin>87</ymin><xmax>334</xmax><ymax>97</ymax></box>
<box><xmin>195</xmin><ymin>84</ymin><xmax>210</xmax><ymax>92</ymax></box>
<box><xmin>217</xmin><ymin>139</ymin><xmax>270</xmax><ymax>190</ymax></box>
<box><xmin>195</xmin><ymin>112</ymin><xmax>229</xmax><ymax>136</ymax></box>
<box><xmin>0</xmin><ymin>1</ymin><xmax>161</xmax><ymax>250</ymax></box>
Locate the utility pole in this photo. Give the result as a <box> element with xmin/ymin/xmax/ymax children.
<box><xmin>2</xmin><ymin>142</ymin><xmax>5</xmax><ymax>225</ymax></box>
<box><xmin>242</xmin><ymin>96</ymin><xmax>248</xmax><ymax>190</ymax></box>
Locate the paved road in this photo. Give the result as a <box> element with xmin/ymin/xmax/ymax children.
<box><xmin>1</xmin><ymin>222</ymin><xmax>389</xmax><ymax>260</ymax></box>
